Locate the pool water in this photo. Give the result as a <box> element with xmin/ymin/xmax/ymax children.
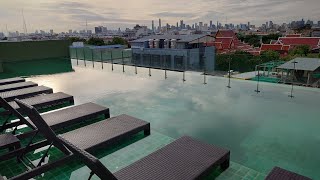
<box><xmin>3</xmin><ymin>59</ymin><xmax>320</xmax><ymax>179</ymax></box>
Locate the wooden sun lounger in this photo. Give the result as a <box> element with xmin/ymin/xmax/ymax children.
<box><xmin>265</xmin><ymin>167</ymin><xmax>312</xmax><ymax>180</ymax></box>
<box><xmin>0</xmin><ymin>78</ymin><xmax>25</xmax><ymax>86</ymax></box>
<box><xmin>0</xmin><ymin>82</ymin><xmax>38</xmax><ymax>93</ymax></box>
<box><xmin>0</xmin><ymin>86</ymin><xmax>53</xmax><ymax>102</ymax></box>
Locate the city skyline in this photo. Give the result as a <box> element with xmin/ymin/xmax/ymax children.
<box><xmin>1</xmin><ymin>0</ymin><xmax>320</xmax><ymax>32</ymax></box>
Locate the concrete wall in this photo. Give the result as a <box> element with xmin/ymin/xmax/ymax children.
<box><xmin>0</xmin><ymin>40</ymin><xmax>71</xmax><ymax>62</ymax></box>
<box><xmin>204</xmin><ymin>46</ymin><xmax>215</xmax><ymax>72</ymax></box>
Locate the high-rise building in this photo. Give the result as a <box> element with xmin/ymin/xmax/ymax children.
<box><xmin>95</xmin><ymin>26</ymin><xmax>107</xmax><ymax>34</ymax></box>
<box><xmin>180</xmin><ymin>20</ymin><xmax>184</xmax><ymax>29</ymax></box>
<box><xmin>152</xmin><ymin>20</ymin><xmax>155</xmax><ymax>32</ymax></box>
<box><xmin>199</xmin><ymin>22</ymin><xmax>203</xmax><ymax>30</ymax></box>
<box><xmin>95</xmin><ymin>27</ymin><xmax>102</xmax><ymax>34</ymax></box>
<box><xmin>209</xmin><ymin>21</ymin><xmax>213</xmax><ymax>28</ymax></box>
<box><xmin>176</xmin><ymin>22</ymin><xmax>179</xmax><ymax>28</ymax></box>
<box><xmin>68</xmin><ymin>29</ymin><xmax>72</xmax><ymax>34</ymax></box>
<box><xmin>247</xmin><ymin>22</ymin><xmax>250</xmax><ymax>29</ymax></box>
<box><xmin>204</xmin><ymin>23</ymin><xmax>208</xmax><ymax>30</ymax></box>
<box><xmin>50</xmin><ymin>29</ymin><xmax>53</xmax><ymax>34</ymax></box>
<box><xmin>159</xmin><ymin>19</ymin><xmax>162</xmax><ymax>31</ymax></box>
<box><xmin>269</xmin><ymin>21</ymin><xmax>273</xmax><ymax>29</ymax></box>
<box><xmin>318</xmin><ymin>21</ymin><xmax>320</xmax><ymax>27</ymax></box>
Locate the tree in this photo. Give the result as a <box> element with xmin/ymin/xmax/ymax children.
<box><xmin>106</xmin><ymin>37</ymin><xmax>128</xmax><ymax>45</ymax></box>
<box><xmin>260</xmin><ymin>50</ymin><xmax>280</xmax><ymax>62</ymax></box>
<box><xmin>262</xmin><ymin>33</ymin><xmax>281</xmax><ymax>44</ymax></box>
<box><xmin>87</xmin><ymin>37</ymin><xmax>105</xmax><ymax>46</ymax></box>
<box><xmin>290</xmin><ymin>45</ymin><xmax>310</xmax><ymax>56</ymax></box>
<box><xmin>68</xmin><ymin>37</ymin><xmax>86</xmax><ymax>43</ymax></box>
<box><xmin>243</xmin><ymin>35</ymin><xmax>261</xmax><ymax>47</ymax></box>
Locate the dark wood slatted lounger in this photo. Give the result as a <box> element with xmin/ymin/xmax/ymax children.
<box><xmin>0</xmin><ymin>92</ymin><xmax>74</xmax><ymax>117</ymax></box>
<box><xmin>0</xmin><ymin>81</ymin><xmax>38</xmax><ymax>93</ymax></box>
<box><xmin>0</xmin><ymin>101</ymin><xmax>110</xmax><ymax>161</ymax></box>
<box><xmin>60</xmin><ymin>114</ymin><xmax>150</xmax><ymax>152</ymax></box>
<box><xmin>0</xmin><ymin>77</ymin><xmax>25</xmax><ymax>86</ymax></box>
<box><xmin>265</xmin><ymin>167</ymin><xmax>312</xmax><ymax>180</ymax></box>
<box><xmin>114</xmin><ymin>136</ymin><xmax>230</xmax><ymax>180</ymax></box>
<box><xmin>0</xmin><ymin>86</ymin><xmax>53</xmax><ymax>102</ymax></box>
<box><xmin>26</xmin><ymin>102</ymin><xmax>110</xmax><ymax>131</ymax></box>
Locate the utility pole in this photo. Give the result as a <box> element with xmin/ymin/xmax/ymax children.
<box><xmin>227</xmin><ymin>56</ymin><xmax>231</xmax><ymax>88</ymax></box>
<box><xmin>289</xmin><ymin>61</ymin><xmax>298</xmax><ymax>98</ymax></box>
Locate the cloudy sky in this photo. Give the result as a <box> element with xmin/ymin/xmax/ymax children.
<box><xmin>1</xmin><ymin>0</ymin><xmax>319</xmax><ymax>33</ymax></box>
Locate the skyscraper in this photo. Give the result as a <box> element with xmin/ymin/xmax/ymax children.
<box><xmin>210</xmin><ymin>20</ymin><xmax>213</xmax><ymax>28</ymax></box>
<box><xmin>199</xmin><ymin>22</ymin><xmax>203</xmax><ymax>30</ymax></box>
<box><xmin>152</xmin><ymin>20</ymin><xmax>155</xmax><ymax>32</ymax></box>
<box><xmin>180</xmin><ymin>20</ymin><xmax>184</xmax><ymax>29</ymax></box>
<box><xmin>159</xmin><ymin>19</ymin><xmax>162</xmax><ymax>31</ymax></box>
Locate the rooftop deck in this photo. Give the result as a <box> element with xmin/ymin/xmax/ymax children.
<box><xmin>0</xmin><ymin>59</ymin><xmax>319</xmax><ymax>179</ymax></box>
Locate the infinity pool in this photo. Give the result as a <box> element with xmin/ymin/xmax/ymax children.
<box><xmin>20</xmin><ymin>59</ymin><xmax>320</xmax><ymax>179</ymax></box>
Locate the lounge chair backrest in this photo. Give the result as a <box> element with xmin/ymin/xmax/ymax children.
<box><xmin>14</xmin><ymin>99</ymin><xmax>70</xmax><ymax>155</ymax></box>
<box><xmin>57</xmin><ymin>136</ymin><xmax>118</xmax><ymax>180</ymax></box>
<box><xmin>0</xmin><ymin>97</ymin><xmax>35</xmax><ymax>130</ymax></box>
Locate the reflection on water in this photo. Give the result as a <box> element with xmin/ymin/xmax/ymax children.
<box><xmin>0</xmin><ymin>58</ymin><xmax>74</xmax><ymax>79</ymax></box>
<box><xmin>28</xmin><ymin>59</ymin><xmax>320</xmax><ymax>179</ymax></box>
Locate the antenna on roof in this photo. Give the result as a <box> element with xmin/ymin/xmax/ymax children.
<box><xmin>22</xmin><ymin>9</ymin><xmax>27</xmax><ymax>35</ymax></box>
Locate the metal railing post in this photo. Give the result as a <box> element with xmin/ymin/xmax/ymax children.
<box><xmin>83</xmin><ymin>48</ymin><xmax>86</xmax><ymax>67</ymax></box>
<box><xmin>75</xmin><ymin>48</ymin><xmax>78</xmax><ymax>65</ymax></box>
<box><xmin>100</xmin><ymin>50</ymin><xmax>103</xmax><ymax>69</ymax></box>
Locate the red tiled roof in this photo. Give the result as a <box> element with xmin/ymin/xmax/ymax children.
<box><xmin>212</xmin><ymin>37</ymin><xmax>234</xmax><ymax>50</ymax></box>
<box><xmin>278</xmin><ymin>37</ymin><xmax>320</xmax><ymax>50</ymax></box>
<box><xmin>215</xmin><ymin>30</ymin><xmax>236</xmax><ymax>38</ymax></box>
<box><xmin>282</xmin><ymin>45</ymin><xmax>290</xmax><ymax>51</ymax></box>
<box><xmin>270</xmin><ymin>40</ymin><xmax>278</xmax><ymax>44</ymax></box>
<box><xmin>285</xmin><ymin>34</ymin><xmax>302</xmax><ymax>37</ymax></box>
<box><xmin>261</xmin><ymin>44</ymin><xmax>283</xmax><ymax>51</ymax></box>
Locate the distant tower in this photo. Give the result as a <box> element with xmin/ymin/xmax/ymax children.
<box><xmin>22</xmin><ymin>9</ymin><xmax>27</xmax><ymax>35</ymax></box>
<box><xmin>159</xmin><ymin>19</ymin><xmax>162</xmax><ymax>31</ymax></box>
<box><xmin>152</xmin><ymin>20</ymin><xmax>155</xmax><ymax>32</ymax></box>
<box><xmin>210</xmin><ymin>20</ymin><xmax>213</xmax><ymax>28</ymax></box>
<box><xmin>86</xmin><ymin>19</ymin><xmax>88</xmax><ymax>32</ymax></box>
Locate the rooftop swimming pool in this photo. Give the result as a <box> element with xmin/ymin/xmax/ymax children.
<box><xmin>1</xmin><ymin>59</ymin><xmax>319</xmax><ymax>179</ymax></box>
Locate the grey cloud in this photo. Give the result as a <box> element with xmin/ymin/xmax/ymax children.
<box><xmin>151</xmin><ymin>12</ymin><xmax>196</xmax><ymax>18</ymax></box>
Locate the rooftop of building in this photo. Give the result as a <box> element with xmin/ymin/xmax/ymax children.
<box><xmin>130</xmin><ymin>34</ymin><xmax>211</xmax><ymax>43</ymax></box>
<box><xmin>277</xmin><ymin>57</ymin><xmax>320</xmax><ymax>71</ymax></box>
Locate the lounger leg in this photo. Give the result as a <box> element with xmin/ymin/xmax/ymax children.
<box><xmin>221</xmin><ymin>158</ymin><xmax>230</xmax><ymax>170</ymax></box>
<box><xmin>104</xmin><ymin>112</ymin><xmax>110</xmax><ymax>119</ymax></box>
<box><xmin>144</xmin><ymin>124</ymin><xmax>150</xmax><ymax>136</ymax></box>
